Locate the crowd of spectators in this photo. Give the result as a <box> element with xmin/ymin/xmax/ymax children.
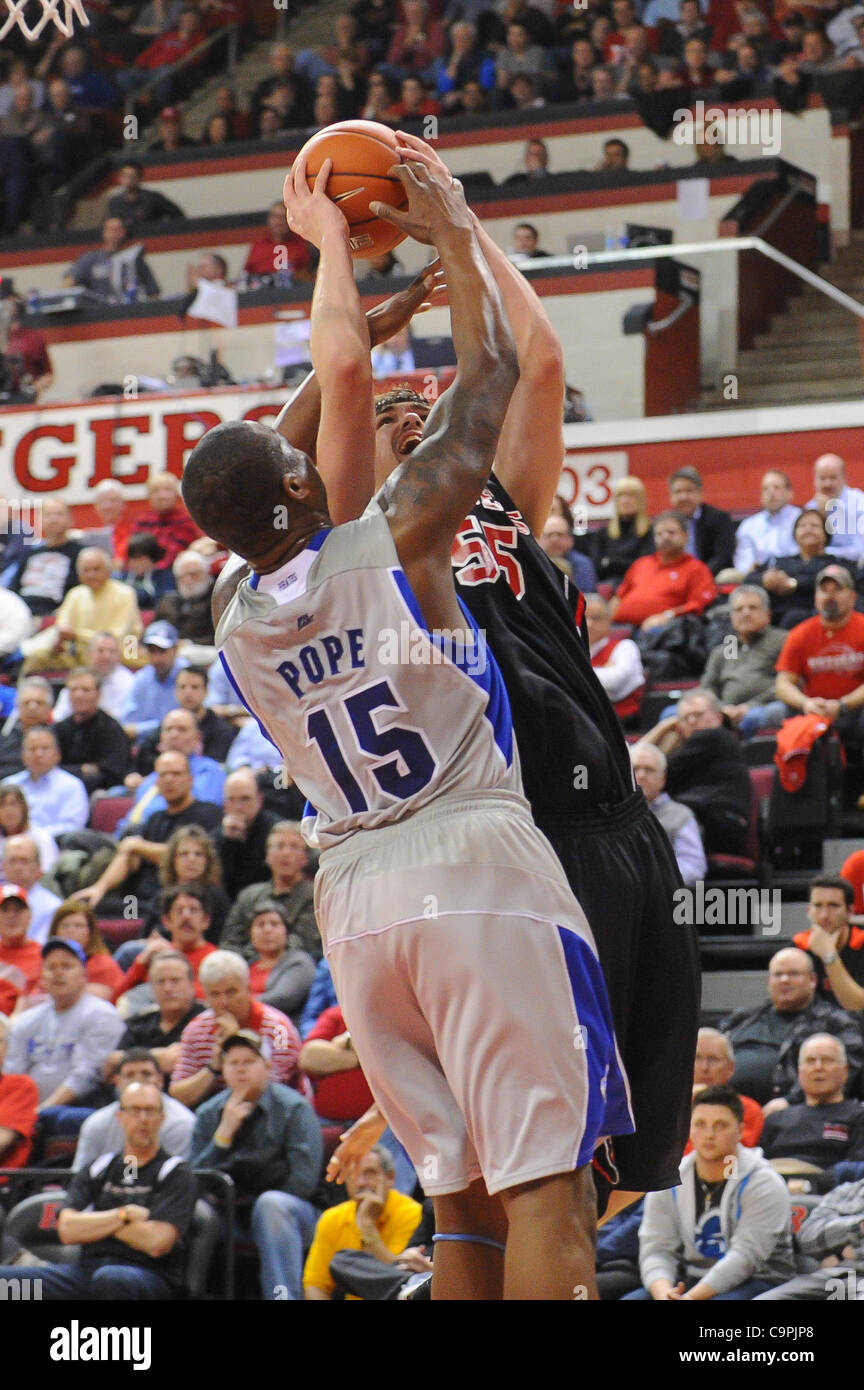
<box><xmin>5</xmin><ymin>0</ymin><xmax>861</xmax><ymax>242</ymax></box>
<box><xmin>537</xmin><ymin>450</ymin><xmax>864</xmax><ymax>873</ymax></box>
<box><xmin>0</xmin><ymin>468</ymin><xmax>441</xmax><ymax>1297</ymax></box>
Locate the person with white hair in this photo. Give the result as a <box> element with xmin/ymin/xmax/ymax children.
<box><xmin>81</xmin><ymin>479</ymin><xmax>134</xmax><ymax>566</ymax></box>
<box><xmin>52</xmin><ymin>632</ymin><xmax>135</xmax><ymax>722</ymax></box>
<box><xmin>23</xmin><ymin>547</ymin><xmax>141</xmax><ymax>674</ymax></box>
<box><xmin>690</xmin><ymin>1027</ymin><xmax>763</xmax><ymax>1148</ymax></box>
<box><xmin>154</xmin><ymin>549</ymin><xmax>216</xmax><ymax>664</ymax></box>
<box><xmin>2</xmin><ymin>831</ymin><xmax>62</xmax><ymax>943</ymax></box>
<box><xmin>129</xmin><ymin>472</ymin><xmax>199</xmax><ymax>572</ymax></box>
<box><xmin>585</xmin><ymin>592</ymin><xmax>645</xmax><ymax>724</ymax></box>
<box><xmin>169</xmin><ymin>949</ymin><xmax>303</xmax><ymax>1110</ymax></box>
<box><xmin>629</xmin><ymin>741</ymin><xmax>706</xmax><ymax>886</ymax></box>
<box><xmin>642</xmin><ymin>687</ymin><xmax>751</xmax><ymax>858</ymax></box>
<box><xmin>700</xmin><ymin>584</ymin><xmax>786</xmax><ymax>737</ymax></box>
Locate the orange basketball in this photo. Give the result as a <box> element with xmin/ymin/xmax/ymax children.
<box><xmin>297</xmin><ymin>119</ymin><xmax>409</xmax><ymax>259</ymax></box>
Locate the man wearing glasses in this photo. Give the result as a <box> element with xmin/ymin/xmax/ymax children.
<box><xmin>720</xmin><ymin>948</ymin><xmax>864</xmax><ymax>1106</ymax></box>
<box><xmin>0</xmin><ymin>1079</ymin><xmax>197</xmax><ymax>1299</ymax></box>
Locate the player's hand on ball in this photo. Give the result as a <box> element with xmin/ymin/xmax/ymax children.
<box><xmin>371</xmin><ymin>160</ymin><xmax>470</xmax><ymax>248</ymax></box>
<box><xmin>367</xmin><ymin>257</ymin><xmax>445</xmax><ymax>346</ymax></box>
<box><xmin>394</xmin><ymin>130</ymin><xmax>454</xmax><ymax>186</ymax></box>
<box><xmin>283</xmin><ymin>152</ymin><xmax>348</xmax><ymax>249</ymax></box>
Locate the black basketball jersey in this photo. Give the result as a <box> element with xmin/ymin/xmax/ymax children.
<box><xmin>451</xmin><ymin>473</ymin><xmax>634</xmax><ymax>823</ymax></box>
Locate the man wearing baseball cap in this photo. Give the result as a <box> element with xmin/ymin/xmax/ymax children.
<box><xmin>775</xmin><ymin>563</ymin><xmax>864</xmax><ymax>755</ymax></box>
<box><xmin>120</xmin><ymin>620</ymin><xmax>187</xmax><ymax>742</ymax></box>
<box><xmin>0</xmin><ymin>884</ymin><xmax>41</xmax><ymax>1014</ymax></box>
<box><xmin>3</xmin><ymin>935</ymin><xmax>124</xmax><ymax>1136</ymax></box>
<box><xmin>190</xmin><ymin>1028</ymin><xmax>321</xmax><ymax>1300</ymax></box>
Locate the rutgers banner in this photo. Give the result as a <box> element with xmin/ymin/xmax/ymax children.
<box><xmin>0</xmin><ymin>388</ymin><xmax>288</xmax><ymax>503</ymax></box>
<box><xmin>0</xmin><ymin>387</ymin><xmax>627</xmax><ymax>521</ymax></box>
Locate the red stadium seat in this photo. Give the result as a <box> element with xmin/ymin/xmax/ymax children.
<box><xmin>97</xmin><ymin>918</ymin><xmax>144</xmax><ymax>947</ymax></box>
<box><xmin>89</xmin><ymin>795</ymin><xmax>133</xmax><ymax>835</ymax></box>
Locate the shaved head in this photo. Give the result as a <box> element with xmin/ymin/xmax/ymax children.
<box><xmin>182</xmin><ymin>421</ymin><xmax>326</xmax><ymax>560</ymax></box>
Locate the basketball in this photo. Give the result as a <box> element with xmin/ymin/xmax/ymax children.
<box><xmin>296</xmin><ymin>120</ymin><xmax>409</xmax><ymax>259</ymax></box>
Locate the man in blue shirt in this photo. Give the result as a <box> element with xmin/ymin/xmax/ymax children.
<box><xmin>808</xmin><ymin>453</ymin><xmax>864</xmax><ymax>564</ymax></box>
<box><xmin>119</xmin><ymin>707</ymin><xmax>224</xmax><ymax>832</ymax></box>
<box><xmin>121</xmin><ymin>621</ymin><xmax>187</xmax><ymax>741</ymax></box>
<box><xmin>7</xmin><ymin>726</ymin><xmax>88</xmax><ymax>839</ymax></box>
<box><xmin>734</xmin><ymin>470</ymin><xmax>801</xmax><ymax>573</ymax></box>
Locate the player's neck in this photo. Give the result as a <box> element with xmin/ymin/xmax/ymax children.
<box><xmin>250</xmin><ymin>514</ymin><xmax>331</xmax><ymax>575</ymax></box>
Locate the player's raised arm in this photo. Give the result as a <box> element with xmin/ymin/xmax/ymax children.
<box><xmin>394</xmin><ymin>132</ymin><xmax>564</xmax><ymax>538</ymax></box>
<box><xmin>370</xmin><ymin>164</ymin><xmax>518</xmax><ymax>576</ymax></box>
<box><xmin>271</xmin><ymin>262</ymin><xmax>444</xmax><ymax>475</ymax></box>
<box><xmin>282</xmin><ymin>154</ymin><xmax>376</xmax><ymax>525</ymax></box>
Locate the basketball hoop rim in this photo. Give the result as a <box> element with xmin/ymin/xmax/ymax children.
<box><xmin>0</xmin><ymin>0</ymin><xmax>90</xmax><ymax>43</ymax></box>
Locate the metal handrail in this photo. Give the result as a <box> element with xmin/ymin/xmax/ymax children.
<box><xmin>513</xmin><ymin>236</ymin><xmax>864</xmax><ymax>321</ymax></box>
<box><xmin>0</xmin><ymin>1165</ymin><xmax>236</xmax><ymax>1301</ymax></box>
<box><xmin>125</xmin><ymin>22</ymin><xmax>240</xmax><ymax>116</ymax></box>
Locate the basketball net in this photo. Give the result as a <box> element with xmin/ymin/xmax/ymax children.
<box><xmin>0</xmin><ymin>0</ymin><xmax>90</xmax><ymax>41</ymax></box>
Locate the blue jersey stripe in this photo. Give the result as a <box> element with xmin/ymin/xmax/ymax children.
<box><xmin>307</xmin><ymin>526</ymin><xmax>333</xmax><ymax>552</ymax></box>
<box><xmin>219</xmin><ymin>650</ymin><xmax>281</xmax><ymax>753</ymax></box>
<box><xmin>389</xmin><ymin>568</ymin><xmax>514</xmax><ymax>767</ymax></box>
<box><xmin>556</xmin><ymin>925</ymin><xmax>635</xmax><ymax>1166</ymax></box>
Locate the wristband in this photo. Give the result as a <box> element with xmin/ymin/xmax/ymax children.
<box><xmin>823</xmin><ymin>951</ymin><xmax>838</xmax><ymax>967</ymax></box>
<box><xmin>213</xmin><ymin>1131</ymin><xmax>232</xmax><ymax>1149</ymax></box>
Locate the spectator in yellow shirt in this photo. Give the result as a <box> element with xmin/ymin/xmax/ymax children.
<box><xmin>24</xmin><ymin>549</ymin><xmax>142</xmax><ymax>673</ymax></box>
<box><xmin>303</xmin><ymin>1146</ymin><xmax>422</xmax><ymax>1300</ymax></box>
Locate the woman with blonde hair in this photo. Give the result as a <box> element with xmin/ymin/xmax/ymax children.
<box><xmin>589</xmin><ymin>475</ymin><xmax>655</xmax><ymax>588</ymax></box>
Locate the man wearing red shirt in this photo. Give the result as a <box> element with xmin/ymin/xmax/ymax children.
<box><xmin>244</xmin><ymin>202</ymin><xmax>312</xmax><ymax>282</ymax></box>
<box><xmin>611</xmin><ymin>510</ymin><xmax>717</xmax><ymax>630</ymax></box>
<box><xmin>299</xmin><ymin>1004</ymin><xmax>375</xmax><ymax>1123</ymax></box>
<box><xmin>775</xmin><ymin>564</ymin><xmax>864</xmax><ymax>753</ymax></box>
<box><xmin>132</xmin><ymin>8</ymin><xmax>206</xmax><ymax>71</ymax></box>
<box><xmin>130</xmin><ymin>472</ymin><xmax>199</xmax><ymax>570</ymax></box>
<box><xmin>0</xmin><ymin>883</ymin><xmax>42</xmax><ymax>1015</ymax></box>
<box><xmin>5</xmin><ymin>295</ymin><xmax>54</xmax><ymax>399</ymax></box>
<box><xmin>0</xmin><ymin>1012</ymin><xmax>38</xmax><ymax>1174</ymax></box>
<box><xmin>114</xmin><ymin>884</ymin><xmax>217</xmax><ymax>1002</ymax></box>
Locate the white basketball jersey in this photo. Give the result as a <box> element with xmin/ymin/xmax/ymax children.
<box><xmin>216</xmin><ymin>501</ymin><xmax>521</xmax><ymax>849</ymax></box>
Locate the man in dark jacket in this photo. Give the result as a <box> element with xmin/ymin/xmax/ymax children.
<box><xmin>106</xmin><ymin>160</ymin><xmax>184</xmax><ymax>232</ymax></box>
<box><xmin>189</xmin><ymin>1029</ymin><xmax>321</xmax><ymax>1300</ymax></box>
<box><xmin>660</xmin><ymin>688</ymin><xmax>751</xmax><ymax>856</ymax></box>
<box><xmin>54</xmin><ymin>667</ymin><xmax>131</xmax><ymax>793</ymax></box>
<box><xmin>213</xmin><ymin>768</ymin><xmax>279</xmax><ymax>899</ymax></box>
<box><xmin>721</xmin><ymin>948</ymin><xmax>864</xmax><ymax>1105</ymax></box>
<box><xmin>669</xmin><ymin>465</ymin><xmax>737</xmax><ymax>576</ymax></box>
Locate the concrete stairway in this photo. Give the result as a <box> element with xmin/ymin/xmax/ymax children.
<box><xmin>697</xmin><ymin>230</ymin><xmax>864</xmax><ymax>409</ymax></box>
